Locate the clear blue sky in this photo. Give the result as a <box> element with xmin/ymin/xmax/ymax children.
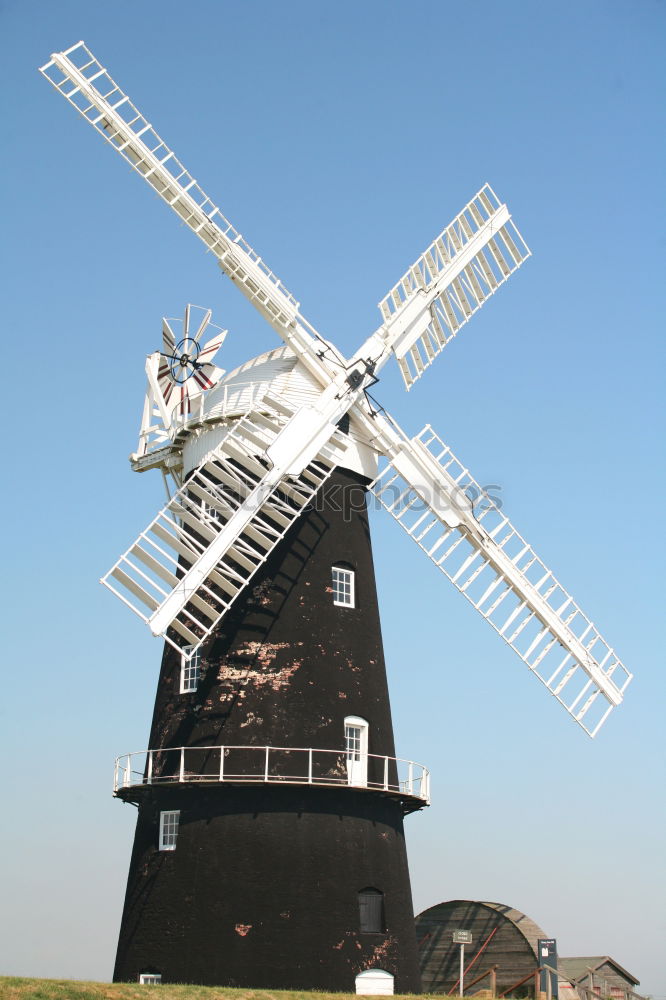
<box><xmin>1</xmin><ymin>0</ymin><xmax>664</xmax><ymax>994</ymax></box>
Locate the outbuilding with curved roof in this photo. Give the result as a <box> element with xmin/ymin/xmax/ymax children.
<box><xmin>416</xmin><ymin>899</ymin><xmax>550</xmax><ymax>994</ymax></box>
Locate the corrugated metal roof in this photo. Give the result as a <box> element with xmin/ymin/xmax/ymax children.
<box><xmin>477</xmin><ymin>900</ymin><xmax>548</xmax><ymax>957</ymax></box>
<box><xmin>416</xmin><ymin>899</ymin><xmax>549</xmax><ymax>957</ymax></box>
<box><xmin>559</xmin><ymin>957</ymin><xmax>639</xmax><ymax>986</ymax></box>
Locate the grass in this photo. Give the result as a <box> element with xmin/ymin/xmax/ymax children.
<box><xmin>0</xmin><ymin>979</ymin><xmax>442</xmax><ymax>1000</ymax></box>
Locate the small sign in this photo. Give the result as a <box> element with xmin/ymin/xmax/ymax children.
<box><xmin>538</xmin><ymin>938</ymin><xmax>558</xmax><ymax>1000</ymax></box>
<box><xmin>452</xmin><ymin>930</ymin><xmax>472</xmax><ymax>944</ymax></box>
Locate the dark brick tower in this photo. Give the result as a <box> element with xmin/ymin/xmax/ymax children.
<box><xmin>113</xmin><ymin>467</ymin><xmax>426</xmax><ymax>990</ymax></box>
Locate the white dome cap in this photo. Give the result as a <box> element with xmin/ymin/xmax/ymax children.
<box><xmin>182</xmin><ymin>345</ymin><xmax>378</xmax><ymax>480</ymax></box>
<box><xmin>202</xmin><ymin>345</ymin><xmax>321</xmax><ymax>419</ymax></box>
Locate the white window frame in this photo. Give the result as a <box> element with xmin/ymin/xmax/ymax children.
<box><xmin>345</xmin><ymin>715</ymin><xmax>369</xmax><ymax>787</ymax></box>
<box><xmin>180</xmin><ymin>645</ymin><xmax>201</xmax><ymax>694</ymax></box>
<box><xmin>139</xmin><ymin>973</ymin><xmax>162</xmax><ymax>984</ymax></box>
<box><xmin>332</xmin><ymin>565</ymin><xmax>355</xmax><ymax>607</ymax></box>
<box><xmin>158</xmin><ymin>810</ymin><xmax>180</xmax><ymax>851</ymax></box>
<box><xmin>201</xmin><ymin>495</ymin><xmax>223</xmax><ymax>523</ymax></box>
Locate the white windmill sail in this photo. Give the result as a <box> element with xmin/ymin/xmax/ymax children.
<box><xmin>369</xmin><ymin>419</ymin><xmax>632</xmax><ymax>736</ymax></box>
<box><xmin>39</xmin><ymin>41</ymin><xmax>336</xmax><ymax>388</ymax></box>
<box><xmin>41</xmin><ymin>40</ymin><xmax>632</xmax><ymax>736</ymax></box>
<box><xmin>377</xmin><ymin>185</ymin><xmax>530</xmax><ymax>389</ymax></box>
<box><xmin>103</xmin><ymin>395</ymin><xmax>346</xmax><ymax>656</ymax></box>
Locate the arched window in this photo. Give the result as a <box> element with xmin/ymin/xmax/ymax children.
<box><xmin>344</xmin><ymin>715</ymin><xmax>368</xmax><ymax>786</ymax></box>
<box><xmin>358</xmin><ymin>888</ymin><xmax>385</xmax><ymax>933</ymax></box>
<box><xmin>332</xmin><ymin>564</ymin><xmax>355</xmax><ymax>607</ymax></box>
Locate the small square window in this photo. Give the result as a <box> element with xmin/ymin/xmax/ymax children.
<box><xmin>180</xmin><ymin>645</ymin><xmax>201</xmax><ymax>694</ymax></box>
<box><xmin>159</xmin><ymin>810</ymin><xmax>180</xmax><ymax>851</ymax></box>
<box><xmin>139</xmin><ymin>973</ymin><xmax>162</xmax><ymax>984</ymax></box>
<box><xmin>332</xmin><ymin>566</ymin><xmax>355</xmax><ymax>607</ymax></box>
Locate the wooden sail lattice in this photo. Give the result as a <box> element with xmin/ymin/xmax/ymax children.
<box><xmin>41</xmin><ymin>39</ymin><xmax>633</xmax><ymax>735</ymax></box>
<box><xmin>370</xmin><ymin>424</ymin><xmax>632</xmax><ymax>736</ymax></box>
<box><xmin>40</xmin><ymin>42</ymin><xmax>300</xmax><ymax>331</ymax></box>
<box><xmin>103</xmin><ymin>396</ymin><xmax>344</xmax><ymax>656</ymax></box>
<box><xmin>378</xmin><ymin>185</ymin><xmax>530</xmax><ymax>390</ymax></box>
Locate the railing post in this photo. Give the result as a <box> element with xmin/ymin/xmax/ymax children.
<box><xmin>147</xmin><ymin>750</ymin><xmax>153</xmax><ymax>785</ymax></box>
<box><xmin>546</xmin><ymin>965</ymin><xmax>552</xmax><ymax>1000</ymax></box>
<box><xmin>408</xmin><ymin>761</ymin><xmax>414</xmax><ymax>795</ymax></box>
<box><xmin>179</xmin><ymin>747</ymin><xmax>185</xmax><ymax>782</ymax></box>
<box><xmin>383</xmin><ymin>756</ymin><xmax>388</xmax><ymax>790</ymax></box>
<box><xmin>534</xmin><ymin>969</ymin><xmax>539</xmax><ymax>998</ymax></box>
<box><xmin>219</xmin><ymin>746</ymin><xmax>225</xmax><ymax>781</ymax></box>
<box><xmin>308</xmin><ymin>748</ymin><xmax>313</xmax><ymax>784</ymax></box>
<box><xmin>491</xmin><ymin>967</ymin><xmax>496</xmax><ymax>998</ymax></box>
<box><xmin>114</xmin><ymin>757</ymin><xmax>119</xmax><ymax>792</ymax></box>
<box><xmin>264</xmin><ymin>746</ymin><xmax>270</xmax><ymax>782</ymax></box>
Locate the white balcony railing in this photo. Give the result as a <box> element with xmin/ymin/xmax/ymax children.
<box><xmin>113</xmin><ymin>745</ymin><xmax>430</xmax><ymax>805</ymax></box>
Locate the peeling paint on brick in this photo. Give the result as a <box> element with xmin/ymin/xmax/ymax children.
<box><xmin>363</xmin><ymin>934</ymin><xmax>398</xmax><ymax>969</ymax></box>
<box><xmin>240</xmin><ymin>711</ymin><xmax>264</xmax><ymax>728</ymax></box>
<box><xmin>250</xmin><ymin>580</ymin><xmax>273</xmax><ymax>607</ymax></box>
<box><xmin>217</xmin><ymin>641</ymin><xmax>304</xmax><ymax>692</ymax></box>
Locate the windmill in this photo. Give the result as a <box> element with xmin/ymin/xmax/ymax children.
<box><xmin>40</xmin><ymin>41</ymin><xmax>632</xmax><ymax>992</ymax></box>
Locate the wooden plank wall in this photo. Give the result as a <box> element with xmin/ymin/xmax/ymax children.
<box><xmin>416</xmin><ymin>901</ymin><xmax>542</xmax><ymax>994</ymax></box>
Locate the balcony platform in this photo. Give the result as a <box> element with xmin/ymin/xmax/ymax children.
<box><xmin>114</xmin><ymin>744</ymin><xmax>430</xmax><ymax>814</ymax></box>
